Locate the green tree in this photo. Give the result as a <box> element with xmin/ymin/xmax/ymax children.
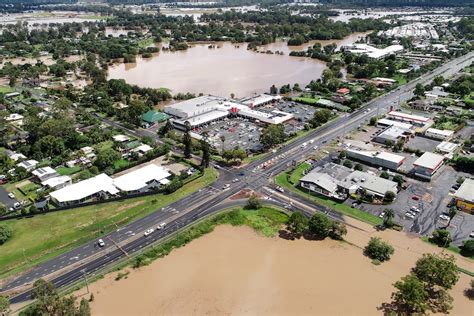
<box><xmin>0</xmin><ymin>295</ymin><xmax>9</xmax><ymax>315</ymax></box>
<box><xmin>369</xmin><ymin>116</ymin><xmax>377</xmax><ymax>126</ymax></box>
<box><xmin>414</xmin><ymin>83</ymin><xmax>425</xmax><ymax>97</ymax></box>
<box><xmin>286</xmin><ymin>211</ymin><xmax>308</xmax><ymax>238</ymax></box>
<box><xmin>342</xmin><ymin>160</ymin><xmax>353</xmax><ymax>169</ymax></box>
<box><xmin>200</xmin><ymin>137</ymin><xmax>211</xmax><ymax>169</ymax></box>
<box><xmin>354</xmin><ymin>163</ymin><xmax>363</xmax><ymax>171</ymax></box>
<box><xmin>460</xmin><ymin>239</ymin><xmax>474</xmax><ymax>257</ymax></box>
<box><xmin>364</xmin><ymin>237</ymin><xmax>395</xmax><ymax>262</ymax></box>
<box><xmin>94</xmin><ymin>147</ymin><xmax>120</xmax><ymax>170</ymax></box>
<box><xmin>392</xmin><ymin>274</ymin><xmax>429</xmax><ymax>314</ymax></box>
<box><xmin>413</xmin><ymin>253</ymin><xmax>459</xmax><ymax>291</ymax></box>
<box><xmin>329</xmin><ymin>221</ymin><xmax>347</xmax><ymax>240</ymax></box>
<box><xmin>384</xmin><ymin>191</ymin><xmax>396</xmax><ymax>203</ymax></box>
<box><xmin>260</xmin><ymin>124</ymin><xmax>285</xmax><ymax>149</ymax></box>
<box><xmin>380</xmin><ymin>171</ymin><xmax>389</xmax><ymax>179</ymax></box>
<box><xmin>431</xmin><ymin>229</ymin><xmax>452</xmax><ymax>248</ymax></box>
<box><xmin>245</xmin><ymin>194</ymin><xmax>261</xmax><ymax>210</ymax></box>
<box><xmin>383</xmin><ymin>208</ymin><xmax>395</xmax><ymax>228</ymax></box>
<box><xmin>393</xmin><ymin>175</ymin><xmax>404</xmax><ymax>187</ymax></box>
<box><xmin>310</xmin><ymin>109</ymin><xmax>333</xmax><ymax>128</ymax></box>
<box><xmin>308</xmin><ymin>213</ymin><xmax>332</xmax><ymax>238</ymax></box>
<box><xmin>183</xmin><ymin>123</ymin><xmax>193</xmax><ymax>159</ymax></box>
<box><xmin>0</xmin><ymin>225</ymin><xmax>12</xmax><ymax>245</ymax></box>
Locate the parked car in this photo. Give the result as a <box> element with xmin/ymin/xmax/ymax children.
<box><xmin>13</xmin><ymin>202</ymin><xmax>21</xmax><ymax>209</ymax></box>
<box><xmin>439</xmin><ymin>214</ymin><xmax>450</xmax><ymax>221</ymax></box>
<box><xmin>379</xmin><ymin>211</ymin><xmax>386</xmax><ymax>218</ymax></box>
<box><xmin>8</xmin><ymin>192</ymin><xmax>15</xmax><ymax>199</ymax></box>
<box><xmin>98</xmin><ymin>239</ymin><xmax>105</xmax><ymax>247</ymax></box>
<box><xmin>276</xmin><ymin>186</ymin><xmax>284</xmax><ymax>193</ymax></box>
<box><xmin>469</xmin><ymin>231</ymin><xmax>474</xmax><ymax>238</ymax></box>
<box><xmin>144</xmin><ymin>228</ymin><xmax>154</xmax><ymax>236</ymax></box>
<box><xmin>405</xmin><ymin>211</ymin><xmax>416</xmax><ymax>219</ymax></box>
<box><xmin>410</xmin><ymin>206</ymin><xmax>421</xmax><ymax>214</ymax></box>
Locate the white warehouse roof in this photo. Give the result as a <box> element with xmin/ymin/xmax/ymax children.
<box><xmin>436</xmin><ymin>141</ymin><xmax>458</xmax><ymax>153</ymax></box>
<box><xmin>413</xmin><ymin>152</ymin><xmax>445</xmax><ymax>170</ymax></box>
<box><xmin>113</xmin><ymin>164</ymin><xmax>171</xmax><ymax>192</ymax></box>
<box><xmin>388</xmin><ymin>111</ymin><xmax>431</xmax><ymax>123</ymax></box>
<box><xmin>454</xmin><ymin>179</ymin><xmax>474</xmax><ymax>203</ymax></box>
<box><xmin>377</xmin><ymin>118</ymin><xmax>413</xmax><ymax>130</ymax></box>
<box><xmin>50</xmin><ymin>173</ymin><xmax>119</xmax><ymax>203</ymax></box>
<box><xmin>41</xmin><ymin>175</ymin><xmax>71</xmax><ymax>189</ymax></box>
<box><xmin>426</xmin><ymin>128</ymin><xmax>454</xmax><ymax>137</ymax></box>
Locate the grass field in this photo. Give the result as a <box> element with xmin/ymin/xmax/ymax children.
<box><xmin>56</xmin><ymin>166</ymin><xmax>81</xmax><ymax>176</ymax></box>
<box><xmin>113</xmin><ymin>159</ymin><xmax>131</xmax><ymax>170</ymax></box>
<box><xmin>0</xmin><ymin>168</ymin><xmax>218</xmax><ymax>278</ymax></box>
<box><xmin>275</xmin><ymin>166</ymin><xmax>382</xmax><ymax>226</ymax></box>
<box><xmin>0</xmin><ymin>85</ymin><xmax>14</xmax><ymax>93</ymax></box>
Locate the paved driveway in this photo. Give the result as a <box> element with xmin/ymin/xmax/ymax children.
<box><xmin>0</xmin><ymin>185</ymin><xmax>17</xmax><ymax>208</ymax></box>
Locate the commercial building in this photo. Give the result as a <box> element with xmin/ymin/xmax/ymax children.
<box><xmin>377</xmin><ymin>118</ymin><xmax>413</xmax><ymax>130</ymax></box>
<box><xmin>424</xmin><ymin>128</ymin><xmax>454</xmax><ymax>140</ymax></box>
<box><xmin>380</xmin><ymin>23</ymin><xmax>439</xmax><ymax>40</ymax></box>
<box><xmin>164</xmin><ymin>95</ymin><xmax>293</xmax><ymax>130</ymax></box>
<box><xmin>112</xmin><ymin>134</ymin><xmax>131</xmax><ymax>143</ymax></box>
<box><xmin>412</xmin><ymin>152</ymin><xmax>445</xmax><ymax>180</ymax></box>
<box><xmin>386</xmin><ymin>111</ymin><xmax>431</xmax><ymax>127</ymax></box>
<box><xmin>341</xmin><ymin>43</ymin><xmax>403</xmax><ymax>59</ymax></box>
<box><xmin>50</xmin><ymin>173</ymin><xmax>119</xmax><ymax>206</ymax></box>
<box><xmin>113</xmin><ymin>164</ymin><xmax>171</xmax><ymax>193</ymax></box>
<box><xmin>299</xmin><ymin>163</ymin><xmax>398</xmax><ymax>200</ymax></box>
<box><xmin>240</xmin><ymin>94</ymin><xmax>281</xmax><ymax>107</ymax></box>
<box><xmin>32</xmin><ymin>166</ymin><xmax>59</xmax><ymax>182</ymax></box>
<box><xmin>436</xmin><ymin>141</ymin><xmax>459</xmax><ymax>155</ymax></box>
<box><xmin>453</xmin><ymin>179</ymin><xmax>474</xmax><ymax>213</ymax></box>
<box><xmin>373</xmin><ymin>126</ymin><xmax>413</xmax><ymax>145</ymax></box>
<box><xmin>346</xmin><ymin>148</ymin><xmax>406</xmax><ymax>170</ymax></box>
<box><xmin>339</xmin><ymin>171</ymin><xmax>399</xmax><ymax>199</ymax></box>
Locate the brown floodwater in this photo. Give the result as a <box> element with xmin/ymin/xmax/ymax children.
<box><xmin>107</xmin><ymin>32</ymin><xmax>368</xmax><ymax>97</ymax></box>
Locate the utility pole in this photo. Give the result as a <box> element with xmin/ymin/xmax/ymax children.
<box><xmin>81</xmin><ymin>269</ymin><xmax>89</xmax><ymax>294</ymax></box>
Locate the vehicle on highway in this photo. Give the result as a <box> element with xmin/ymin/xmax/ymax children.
<box><xmin>470</xmin><ymin>231</ymin><xmax>474</xmax><ymax>238</ymax></box>
<box><xmin>98</xmin><ymin>239</ymin><xmax>105</xmax><ymax>247</ymax></box>
<box><xmin>301</xmin><ymin>142</ymin><xmax>307</xmax><ymax>148</ymax></box>
<box><xmin>144</xmin><ymin>228</ymin><xmax>154</xmax><ymax>236</ymax></box>
<box><xmin>222</xmin><ymin>183</ymin><xmax>231</xmax><ymax>190</ymax></box>
<box><xmin>313</xmin><ymin>145</ymin><xmax>318</xmax><ymax>150</ymax></box>
<box><xmin>232</xmin><ymin>178</ymin><xmax>239</xmax><ymax>183</ymax></box>
<box><xmin>8</xmin><ymin>192</ymin><xmax>15</xmax><ymax>199</ymax></box>
<box><xmin>157</xmin><ymin>222</ymin><xmax>166</xmax><ymax>230</ymax></box>
<box><xmin>309</xmin><ymin>139</ymin><xmax>314</xmax><ymax>144</ymax></box>
<box><xmin>276</xmin><ymin>186</ymin><xmax>284</xmax><ymax>193</ymax></box>
<box><xmin>379</xmin><ymin>211</ymin><xmax>386</xmax><ymax>218</ymax></box>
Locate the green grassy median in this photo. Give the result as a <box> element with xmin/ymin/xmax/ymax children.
<box><xmin>0</xmin><ymin>168</ymin><xmax>218</xmax><ymax>279</ymax></box>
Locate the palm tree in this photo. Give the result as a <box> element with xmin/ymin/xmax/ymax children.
<box><xmin>383</xmin><ymin>208</ymin><xmax>395</xmax><ymax>227</ymax></box>
<box><xmin>220</xmin><ymin>135</ymin><xmax>226</xmax><ymax>154</ymax></box>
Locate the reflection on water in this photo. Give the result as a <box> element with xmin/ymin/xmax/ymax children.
<box><xmin>108</xmin><ymin>32</ymin><xmax>368</xmax><ymax>97</ymax></box>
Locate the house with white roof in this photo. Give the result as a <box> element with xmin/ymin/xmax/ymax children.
<box><xmin>50</xmin><ymin>173</ymin><xmax>119</xmax><ymax>206</ymax></box>
<box><xmin>17</xmin><ymin>159</ymin><xmax>39</xmax><ymax>171</ymax></box>
<box><xmin>32</xmin><ymin>166</ymin><xmax>58</xmax><ymax>182</ymax></box>
<box><xmin>113</xmin><ymin>164</ymin><xmax>171</xmax><ymax>193</ymax></box>
<box><xmin>413</xmin><ymin>152</ymin><xmax>445</xmax><ymax>180</ymax></box>
<box><xmin>41</xmin><ymin>175</ymin><xmax>72</xmax><ymax>190</ymax></box>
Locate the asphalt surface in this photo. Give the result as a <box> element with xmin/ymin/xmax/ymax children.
<box><xmin>0</xmin><ymin>186</ymin><xmax>18</xmax><ymax>209</ymax></box>
<box><xmin>3</xmin><ymin>51</ymin><xmax>473</xmax><ymax>303</ymax></box>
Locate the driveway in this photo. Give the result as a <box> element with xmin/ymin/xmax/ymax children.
<box><xmin>0</xmin><ymin>185</ymin><xmax>17</xmax><ymax>208</ymax></box>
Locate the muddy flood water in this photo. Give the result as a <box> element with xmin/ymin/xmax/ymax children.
<box><xmin>107</xmin><ymin>33</ymin><xmax>368</xmax><ymax>97</ymax></box>
<box><xmin>81</xmin><ymin>218</ymin><xmax>473</xmax><ymax>316</ymax></box>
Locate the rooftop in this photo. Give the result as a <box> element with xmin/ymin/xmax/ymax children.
<box><xmin>340</xmin><ymin>171</ymin><xmax>398</xmax><ymax>196</ymax></box>
<box><xmin>454</xmin><ymin>179</ymin><xmax>474</xmax><ymax>203</ymax></box>
<box><xmin>377</xmin><ymin>118</ymin><xmax>413</xmax><ymax>130</ymax></box>
<box><xmin>41</xmin><ymin>175</ymin><xmax>71</xmax><ymax>188</ymax></box>
<box><xmin>413</xmin><ymin>152</ymin><xmax>445</xmax><ymax>170</ymax></box>
<box><xmin>300</xmin><ymin>172</ymin><xmax>339</xmax><ymax>193</ymax></box>
<box><xmin>347</xmin><ymin>148</ymin><xmax>406</xmax><ymax>164</ymax></box>
<box><xmin>50</xmin><ymin>173</ymin><xmax>119</xmax><ymax>203</ymax></box>
<box><xmin>113</xmin><ymin>164</ymin><xmax>171</xmax><ymax>192</ymax></box>
<box><xmin>142</xmin><ymin>110</ymin><xmax>169</xmax><ymax>123</ymax></box>
<box><xmin>436</xmin><ymin>141</ymin><xmax>459</xmax><ymax>153</ymax></box>
<box><xmin>426</xmin><ymin>128</ymin><xmax>454</xmax><ymax>137</ymax></box>
<box><xmin>387</xmin><ymin>111</ymin><xmax>430</xmax><ymax>123</ymax></box>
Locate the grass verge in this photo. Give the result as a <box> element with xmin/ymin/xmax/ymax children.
<box><xmin>0</xmin><ymin>168</ymin><xmax>218</xmax><ymax>279</ymax></box>
<box><xmin>275</xmin><ymin>166</ymin><xmax>382</xmax><ymax>226</ymax></box>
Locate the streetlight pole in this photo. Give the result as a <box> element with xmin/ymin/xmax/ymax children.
<box><xmin>81</xmin><ymin>269</ymin><xmax>89</xmax><ymax>294</ymax></box>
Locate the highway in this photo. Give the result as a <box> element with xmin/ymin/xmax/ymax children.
<box><xmin>2</xmin><ymin>51</ymin><xmax>473</xmax><ymax>304</ymax></box>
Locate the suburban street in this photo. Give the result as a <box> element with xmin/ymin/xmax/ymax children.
<box><xmin>2</xmin><ymin>51</ymin><xmax>473</xmax><ymax>304</ymax></box>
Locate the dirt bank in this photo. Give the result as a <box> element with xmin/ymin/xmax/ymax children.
<box><xmin>81</xmin><ymin>220</ymin><xmax>472</xmax><ymax>316</ymax></box>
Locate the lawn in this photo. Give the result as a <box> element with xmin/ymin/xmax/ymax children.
<box><xmin>275</xmin><ymin>166</ymin><xmax>382</xmax><ymax>226</ymax></box>
<box><xmin>114</xmin><ymin>159</ymin><xmax>131</xmax><ymax>170</ymax></box>
<box><xmin>0</xmin><ymin>168</ymin><xmax>218</xmax><ymax>278</ymax></box>
<box><xmin>291</xmin><ymin>94</ymin><xmax>320</xmax><ymax>105</ymax></box>
<box><xmin>289</xmin><ymin>162</ymin><xmax>311</xmax><ymax>184</ymax></box>
<box><xmin>0</xmin><ymin>85</ymin><xmax>14</xmax><ymax>93</ymax></box>
<box><xmin>392</xmin><ymin>74</ymin><xmax>407</xmax><ymax>85</ymax></box>
<box><xmin>56</xmin><ymin>166</ymin><xmax>82</xmax><ymax>176</ymax></box>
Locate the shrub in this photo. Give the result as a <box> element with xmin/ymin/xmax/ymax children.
<box><xmin>364</xmin><ymin>237</ymin><xmax>394</xmax><ymax>262</ymax></box>
<box><xmin>0</xmin><ymin>225</ymin><xmax>12</xmax><ymax>245</ymax></box>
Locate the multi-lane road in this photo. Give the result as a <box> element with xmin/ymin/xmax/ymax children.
<box><xmin>2</xmin><ymin>51</ymin><xmax>473</xmax><ymax>304</ymax></box>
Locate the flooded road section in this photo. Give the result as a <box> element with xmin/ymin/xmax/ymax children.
<box><xmin>108</xmin><ymin>32</ymin><xmax>368</xmax><ymax>97</ymax></box>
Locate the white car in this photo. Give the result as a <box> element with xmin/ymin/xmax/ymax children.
<box><xmin>276</xmin><ymin>186</ymin><xmax>284</xmax><ymax>193</ymax></box>
<box><xmin>98</xmin><ymin>239</ymin><xmax>105</xmax><ymax>247</ymax></box>
<box><xmin>8</xmin><ymin>192</ymin><xmax>15</xmax><ymax>199</ymax></box>
<box><xmin>157</xmin><ymin>223</ymin><xmax>166</xmax><ymax>230</ymax></box>
<box><xmin>410</xmin><ymin>206</ymin><xmax>421</xmax><ymax>214</ymax></box>
<box><xmin>13</xmin><ymin>202</ymin><xmax>21</xmax><ymax>209</ymax></box>
<box><xmin>313</xmin><ymin>145</ymin><xmax>318</xmax><ymax>150</ymax></box>
<box><xmin>470</xmin><ymin>231</ymin><xmax>474</xmax><ymax>238</ymax></box>
<box><xmin>379</xmin><ymin>211</ymin><xmax>386</xmax><ymax>218</ymax></box>
<box><xmin>144</xmin><ymin>228</ymin><xmax>154</xmax><ymax>236</ymax></box>
<box><xmin>405</xmin><ymin>211</ymin><xmax>415</xmax><ymax>219</ymax></box>
<box><xmin>439</xmin><ymin>214</ymin><xmax>450</xmax><ymax>221</ymax></box>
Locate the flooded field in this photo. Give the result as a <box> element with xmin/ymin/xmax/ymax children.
<box><xmin>82</xmin><ymin>220</ymin><xmax>472</xmax><ymax>316</ymax></box>
<box><xmin>108</xmin><ymin>32</ymin><xmax>367</xmax><ymax>97</ymax></box>
<box><xmin>0</xmin><ymin>11</ymin><xmax>105</xmax><ymax>26</ymax></box>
